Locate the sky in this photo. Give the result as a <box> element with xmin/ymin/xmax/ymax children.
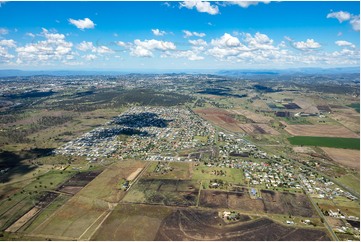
<box><xmin>0</xmin><ymin>1</ymin><xmax>359</xmax><ymax>70</ymax></box>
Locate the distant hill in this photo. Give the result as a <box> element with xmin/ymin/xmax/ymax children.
<box><xmin>217</xmin><ymin>67</ymin><xmax>360</xmax><ymax>76</ymax></box>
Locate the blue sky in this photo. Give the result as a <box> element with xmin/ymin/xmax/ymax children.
<box><xmin>0</xmin><ymin>1</ymin><xmax>359</xmax><ymax>70</ymax></box>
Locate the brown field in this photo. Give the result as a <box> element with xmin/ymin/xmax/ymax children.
<box><xmin>26</xmin><ymin>160</ymin><xmax>146</xmax><ymax>240</ymax></box>
<box><xmin>57</xmin><ymin>186</ymin><xmax>83</xmax><ymax>195</ymax></box>
<box><xmin>155</xmin><ymin>209</ymin><xmax>330</xmax><ymax>241</ymax></box>
<box><xmin>239</xmin><ymin>124</ymin><xmax>280</xmax><ymax>135</ymax></box>
<box><xmin>331</xmin><ymin>108</ymin><xmax>360</xmax><ymax>133</ymax></box>
<box><xmin>127</xmin><ymin>168</ymin><xmax>143</xmax><ymax>181</ymax></box>
<box><xmin>285</xmin><ymin>124</ymin><xmax>359</xmax><ymax>138</ymax></box>
<box><xmin>321</xmin><ymin>148</ymin><xmax>360</xmax><ymax>170</ymax></box>
<box><xmin>92</xmin><ymin>204</ymin><xmax>172</xmax><ymax>240</ymax></box>
<box><xmin>261</xmin><ymin>190</ymin><xmax>315</xmax><ymax>217</ymax></box>
<box><xmin>194</xmin><ymin>108</ymin><xmax>244</xmax><ymax>133</ymax></box>
<box><xmin>231</xmin><ymin>109</ymin><xmax>274</xmax><ymax>123</ymax></box>
<box><xmin>5</xmin><ymin>207</ymin><xmax>41</xmax><ymax>232</ymax></box>
<box><xmin>199</xmin><ymin>189</ymin><xmax>265</xmax><ymax>212</ymax></box>
<box><xmin>293</xmin><ymin>146</ymin><xmax>315</xmax><ymax>154</ymax></box>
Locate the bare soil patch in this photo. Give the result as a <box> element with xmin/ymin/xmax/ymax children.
<box><xmin>194</xmin><ymin>108</ymin><xmax>244</xmax><ymax>133</ymax></box>
<box><xmin>261</xmin><ymin>190</ymin><xmax>315</xmax><ymax>217</ymax></box>
<box><xmin>155</xmin><ymin>209</ymin><xmax>330</xmax><ymax>240</ymax></box>
<box><xmin>321</xmin><ymin>148</ymin><xmax>360</xmax><ymax>170</ymax></box>
<box><xmin>331</xmin><ymin>108</ymin><xmax>360</xmax><ymax>133</ymax></box>
<box><xmin>293</xmin><ymin>146</ymin><xmax>315</xmax><ymax>154</ymax></box>
<box><xmin>199</xmin><ymin>189</ymin><xmax>265</xmax><ymax>212</ymax></box>
<box><xmin>231</xmin><ymin>109</ymin><xmax>274</xmax><ymax>123</ymax></box>
<box><xmin>285</xmin><ymin>124</ymin><xmax>359</xmax><ymax>138</ymax></box>
<box><xmin>239</xmin><ymin>123</ymin><xmax>279</xmax><ymax>135</ymax></box>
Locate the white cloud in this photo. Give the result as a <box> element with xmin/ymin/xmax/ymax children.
<box><xmin>25</xmin><ymin>32</ymin><xmax>35</xmax><ymax>38</ymax></box>
<box><xmin>134</xmin><ymin>39</ymin><xmax>176</xmax><ymax>51</ymax></box>
<box><xmin>0</xmin><ymin>39</ymin><xmax>16</xmax><ymax>48</ymax></box>
<box><xmin>228</xmin><ymin>1</ymin><xmax>270</xmax><ymax>8</ymax></box>
<box><xmin>0</xmin><ymin>46</ymin><xmax>14</xmax><ymax>63</ymax></box>
<box><xmin>182</xmin><ymin>30</ymin><xmax>206</xmax><ymax>38</ymax></box>
<box><xmin>116</xmin><ymin>41</ymin><xmax>128</xmax><ymax>48</ymax></box>
<box><xmin>16</xmin><ymin>28</ymin><xmax>74</xmax><ymax>64</ymax></box>
<box><xmin>244</xmin><ymin>32</ymin><xmax>276</xmax><ymax>50</ymax></box>
<box><xmin>189</xmin><ymin>39</ymin><xmax>207</xmax><ymax>46</ymax></box>
<box><xmin>130</xmin><ymin>39</ymin><xmax>176</xmax><ymax>57</ymax></box>
<box><xmin>350</xmin><ymin>15</ymin><xmax>360</xmax><ymax>31</ymax></box>
<box><xmin>335</xmin><ymin>40</ymin><xmax>355</xmax><ymax>48</ymax></box>
<box><xmin>293</xmin><ymin>39</ymin><xmax>321</xmax><ymax>50</ymax></box>
<box><xmin>211</xmin><ymin>33</ymin><xmax>242</xmax><ymax>48</ymax></box>
<box><xmin>68</xmin><ymin>18</ymin><xmax>95</xmax><ymax>30</ymax></box>
<box><xmin>83</xmin><ymin>54</ymin><xmax>97</xmax><ymax>61</ymax></box>
<box><xmin>152</xmin><ymin>29</ymin><xmax>167</xmax><ymax>36</ymax></box>
<box><xmin>327</xmin><ymin>11</ymin><xmax>351</xmax><ymax>23</ymax></box>
<box><xmin>180</xmin><ymin>1</ymin><xmax>219</xmax><ymax>15</ymax></box>
<box><xmin>131</xmin><ymin>46</ymin><xmax>153</xmax><ymax>57</ymax></box>
<box><xmin>162</xmin><ymin>49</ymin><xmax>204</xmax><ymax>61</ymax></box>
<box><xmin>0</xmin><ymin>28</ymin><xmax>8</xmax><ymax>35</ymax></box>
<box><xmin>77</xmin><ymin>41</ymin><xmax>94</xmax><ymax>51</ymax></box>
<box><xmin>96</xmin><ymin>46</ymin><xmax>113</xmax><ymax>54</ymax></box>
<box><xmin>327</xmin><ymin>11</ymin><xmax>360</xmax><ymax>32</ymax></box>
<box><xmin>76</xmin><ymin>41</ymin><xmax>113</xmax><ymax>54</ymax></box>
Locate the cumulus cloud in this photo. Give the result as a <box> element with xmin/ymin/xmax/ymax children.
<box><xmin>189</xmin><ymin>39</ymin><xmax>207</xmax><ymax>46</ymax></box>
<box><xmin>0</xmin><ymin>28</ymin><xmax>8</xmax><ymax>35</ymax></box>
<box><xmin>327</xmin><ymin>11</ymin><xmax>359</xmax><ymax>32</ymax></box>
<box><xmin>327</xmin><ymin>11</ymin><xmax>351</xmax><ymax>23</ymax></box>
<box><xmin>163</xmin><ymin>50</ymin><xmax>204</xmax><ymax>61</ymax></box>
<box><xmin>227</xmin><ymin>1</ymin><xmax>270</xmax><ymax>8</ymax></box>
<box><xmin>350</xmin><ymin>15</ymin><xmax>360</xmax><ymax>31</ymax></box>
<box><xmin>16</xmin><ymin>28</ymin><xmax>74</xmax><ymax>64</ymax></box>
<box><xmin>152</xmin><ymin>29</ymin><xmax>167</xmax><ymax>36</ymax></box>
<box><xmin>68</xmin><ymin>18</ymin><xmax>95</xmax><ymax>30</ymax></box>
<box><xmin>335</xmin><ymin>40</ymin><xmax>355</xmax><ymax>48</ymax></box>
<box><xmin>180</xmin><ymin>1</ymin><xmax>219</xmax><ymax>15</ymax></box>
<box><xmin>211</xmin><ymin>33</ymin><xmax>242</xmax><ymax>48</ymax></box>
<box><xmin>0</xmin><ymin>46</ymin><xmax>14</xmax><ymax>63</ymax></box>
<box><xmin>130</xmin><ymin>39</ymin><xmax>176</xmax><ymax>57</ymax></box>
<box><xmin>244</xmin><ymin>32</ymin><xmax>276</xmax><ymax>50</ymax></box>
<box><xmin>83</xmin><ymin>54</ymin><xmax>97</xmax><ymax>61</ymax></box>
<box><xmin>292</xmin><ymin>39</ymin><xmax>321</xmax><ymax>50</ymax></box>
<box><xmin>0</xmin><ymin>39</ymin><xmax>16</xmax><ymax>48</ymax></box>
<box><xmin>76</xmin><ymin>41</ymin><xmax>114</xmax><ymax>54</ymax></box>
<box><xmin>182</xmin><ymin>30</ymin><xmax>206</xmax><ymax>38</ymax></box>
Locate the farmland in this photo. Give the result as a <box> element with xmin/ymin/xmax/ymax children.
<box><xmin>288</xmin><ymin>136</ymin><xmax>360</xmax><ymax>150</ymax></box>
<box><xmin>194</xmin><ymin>108</ymin><xmax>245</xmax><ymax>133</ymax></box>
<box><xmin>321</xmin><ymin>148</ymin><xmax>360</xmax><ymax>170</ymax></box>
<box><xmin>284</xmin><ymin>125</ymin><xmax>359</xmax><ymax>138</ymax></box>
<box><xmin>155</xmin><ymin>209</ymin><xmax>329</xmax><ymax>241</ymax></box>
<box><xmin>0</xmin><ymin>72</ymin><xmax>359</xmax><ymax>241</ymax></box>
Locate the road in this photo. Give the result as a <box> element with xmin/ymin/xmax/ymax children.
<box><xmin>298</xmin><ymin>176</ymin><xmax>339</xmax><ymax>241</ymax></box>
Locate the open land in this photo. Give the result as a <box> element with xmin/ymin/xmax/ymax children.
<box><xmin>284</xmin><ymin>125</ymin><xmax>359</xmax><ymax>138</ymax></box>
<box><xmin>288</xmin><ymin>136</ymin><xmax>360</xmax><ymax>150</ymax></box>
<box><xmin>321</xmin><ymin>148</ymin><xmax>360</xmax><ymax>170</ymax></box>
<box><xmin>0</xmin><ymin>73</ymin><xmax>359</xmax><ymax>241</ymax></box>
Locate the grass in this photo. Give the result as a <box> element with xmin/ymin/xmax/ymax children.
<box><xmin>92</xmin><ymin>204</ymin><xmax>172</xmax><ymax>240</ymax></box>
<box><xmin>336</xmin><ymin>174</ymin><xmax>360</xmax><ymax>193</ymax></box>
<box><xmin>288</xmin><ymin>136</ymin><xmax>360</xmax><ymax>150</ymax></box>
<box><xmin>347</xmin><ymin>103</ymin><xmax>360</xmax><ymax>113</ymax></box>
<box><xmin>21</xmin><ymin>194</ymin><xmax>71</xmax><ymax>233</ymax></box>
<box><xmin>143</xmin><ymin>161</ymin><xmax>192</xmax><ymax>180</ymax></box>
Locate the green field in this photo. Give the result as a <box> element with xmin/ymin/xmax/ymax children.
<box><xmin>347</xmin><ymin>103</ymin><xmax>360</xmax><ymax>113</ymax></box>
<box><xmin>288</xmin><ymin>136</ymin><xmax>360</xmax><ymax>150</ymax></box>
